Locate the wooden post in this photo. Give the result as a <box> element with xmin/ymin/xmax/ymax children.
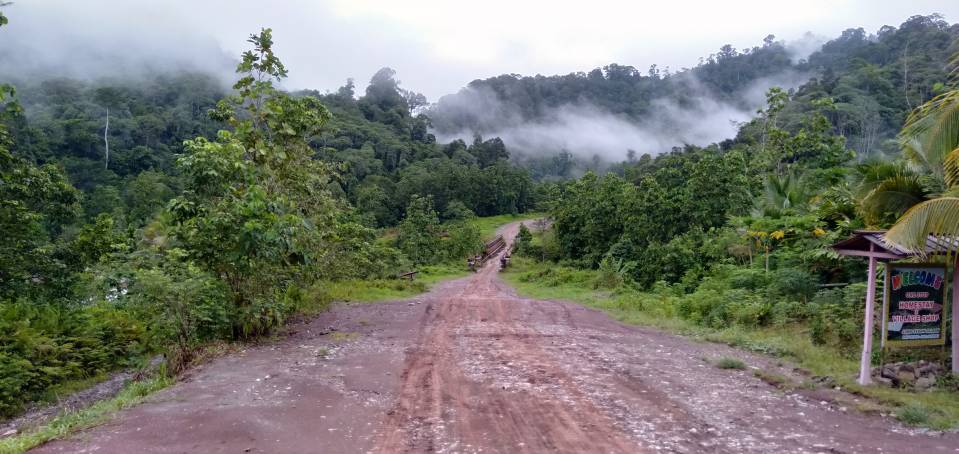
<box><xmin>953</xmin><ymin>256</ymin><xmax>958</xmax><ymax>374</ymax></box>
<box><xmin>858</xmin><ymin>247</ymin><xmax>878</xmax><ymax>385</ymax></box>
<box><xmin>880</xmin><ymin>263</ymin><xmax>888</xmax><ymax>350</ymax></box>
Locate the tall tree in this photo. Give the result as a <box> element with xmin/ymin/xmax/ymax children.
<box><xmin>885</xmin><ymin>54</ymin><xmax>959</xmax><ymax>254</ymax></box>
<box><xmin>169</xmin><ymin>28</ymin><xmax>337</xmax><ymax>336</ymax></box>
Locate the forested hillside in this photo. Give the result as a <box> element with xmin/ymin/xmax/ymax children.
<box><xmin>0</xmin><ymin>13</ymin><xmax>532</xmax><ymax>417</ymax></box>
<box><xmin>432</xmin><ymin>15</ymin><xmax>959</xmax><ymax>174</ymax></box>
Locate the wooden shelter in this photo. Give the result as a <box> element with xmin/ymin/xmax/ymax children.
<box><xmin>832</xmin><ymin>230</ymin><xmax>959</xmax><ymax>385</ymax></box>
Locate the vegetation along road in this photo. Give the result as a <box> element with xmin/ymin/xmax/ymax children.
<box><xmin>31</xmin><ymin>222</ymin><xmax>959</xmax><ymax>453</ymax></box>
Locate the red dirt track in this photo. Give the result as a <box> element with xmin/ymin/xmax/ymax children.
<box><xmin>33</xmin><ymin>222</ymin><xmax>959</xmax><ymax>453</ymax></box>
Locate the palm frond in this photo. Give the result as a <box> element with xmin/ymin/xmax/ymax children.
<box><xmin>943</xmin><ymin>186</ymin><xmax>959</xmax><ymax>198</ymax></box>
<box><xmin>885</xmin><ymin>197</ymin><xmax>959</xmax><ymax>257</ymax></box>
<box><xmin>944</xmin><ymin>146</ymin><xmax>959</xmax><ymax>188</ymax></box>
<box><xmin>899</xmin><ymin>89</ymin><xmax>959</xmax><ymax>176</ymax></box>
<box><xmin>899</xmin><ymin>137</ymin><xmax>932</xmax><ymax>175</ymax></box>
<box><xmin>854</xmin><ymin>160</ymin><xmax>911</xmax><ymax>198</ymax></box>
<box><xmin>859</xmin><ymin>174</ymin><xmax>929</xmax><ymax>227</ymax></box>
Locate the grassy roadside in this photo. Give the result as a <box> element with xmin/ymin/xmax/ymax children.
<box><xmin>303</xmin><ymin>263</ymin><xmax>469</xmax><ymax>313</ymax></box>
<box><xmin>0</xmin><ymin>267</ymin><xmax>465</xmax><ymax>454</ymax></box>
<box><xmin>0</xmin><ymin>375</ymin><xmax>173</xmax><ymax>454</ymax></box>
<box><xmin>501</xmin><ymin>256</ymin><xmax>959</xmax><ymax>430</ymax></box>
<box><xmin>469</xmin><ymin>212</ymin><xmax>544</xmax><ymax>241</ymax></box>
<box><xmin>0</xmin><ymin>216</ymin><xmax>511</xmax><ymax>452</ymax></box>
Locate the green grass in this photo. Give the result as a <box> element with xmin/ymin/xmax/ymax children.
<box><xmin>468</xmin><ymin>212</ymin><xmax>544</xmax><ymax>241</ymax></box>
<box><xmin>302</xmin><ymin>263</ymin><xmax>469</xmax><ymax>312</ymax></box>
<box><xmin>0</xmin><ymin>374</ymin><xmax>173</xmax><ymax>454</ymax></box>
<box><xmin>501</xmin><ymin>256</ymin><xmax>959</xmax><ymax>430</ymax></box>
<box><xmin>716</xmin><ymin>357</ymin><xmax>746</xmax><ymax>370</ymax></box>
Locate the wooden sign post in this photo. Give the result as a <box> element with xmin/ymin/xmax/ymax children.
<box><xmin>831</xmin><ymin>231</ymin><xmax>959</xmax><ymax>385</ymax></box>
<box><xmin>881</xmin><ymin>263</ymin><xmax>947</xmax><ymax>348</ymax></box>
<box><xmin>858</xmin><ymin>250</ymin><xmax>877</xmax><ymax>385</ymax></box>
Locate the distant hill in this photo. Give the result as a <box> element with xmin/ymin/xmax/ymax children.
<box><xmin>429</xmin><ymin>14</ymin><xmax>959</xmax><ymax>162</ymax></box>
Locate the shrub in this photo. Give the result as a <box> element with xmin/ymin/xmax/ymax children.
<box><xmin>442</xmin><ymin>220</ymin><xmax>483</xmax><ymax>261</ymax></box>
<box><xmin>514</xmin><ymin>223</ymin><xmax>533</xmax><ymax>255</ymax></box>
<box><xmin>0</xmin><ymin>300</ymin><xmax>150</xmax><ymax>417</ymax></box>
<box><xmin>727</xmin><ymin>268</ymin><xmax>769</xmax><ymax>290</ymax></box>
<box><xmin>716</xmin><ymin>357</ymin><xmax>747</xmax><ymax>369</ymax></box>
<box><xmin>767</xmin><ymin>268</ymin><xmax>818</xmax><ymax>302</ymax></box>
<box><xmin>806</xmin><ymin>283</ymin><xmax>866</xmax><ymax>353</ymax></box>
<box><xmin>897</xmin><ymin>404</ymin><xmax>931</xmax><ymax>426</ymax></box>
<box><xmin>769</xmin><ymin>300</ymin><xmax>813</xmax><ymax>325</ymax></box>
<box><xmin>594</xmin><ymin>256</ymin><xmax>633</xmax><ymax>289</ymax></box>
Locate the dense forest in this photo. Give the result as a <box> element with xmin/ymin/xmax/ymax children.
<box><xmin>0</xmin><ymin>13</ymin><xmax>532</xmax><ymax>416</ymax></box>
<box><xmin>513</xmin><ymin>15</ymin><xmax>959</xmax><ymax>358</ymax></box>
<box><xmin>432</xmin><ymin>15</ymin><xmax>959</xmax><ymax>174</ymax></box>
<box><xmin>2</xmin><ymin>4</ymin><xmax>959</xmax><ymax>422</ymax></box>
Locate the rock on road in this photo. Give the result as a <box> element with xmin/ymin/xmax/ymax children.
<box><xmin>33</xmin><ymin>222</ymin><xmax>959</xmax><ymax>453</ymax></box>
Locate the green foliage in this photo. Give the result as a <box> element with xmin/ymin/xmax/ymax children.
<box><xmin>885</xmin><ymin>51</ymin><xmax>959</xmax><ymax>256</ymax></box>
<box><xmin>0</xmin><ymin>300</ymin><xmax>151</xmax><ymax>417</ymax></box>
<box><xmin>166</xmin><ymin>29</ymin><xmax>363</xmax><ymax>339</ymax></box>
<box><xmin>442</xmin><ymin>220</ymin><xmax>483</xmax><ymax>262</ymax></box>
<box><xmin>897</xmin><ymin>404</ymin><xmax>932</xmax><ymax>426</ymax></box>
<box><xmin>716</xmin><ymin>357</ymin><xmax>747</xmax><ymax>370</ymax></box>
<box><xmin>514</xmin><ymin>224</ymin><xmax>533</xmax><ymax>254</ymax></box>
<box><xmin>397</xmin><ymin>195</ymin><xmax>441</xmax><ymax>265</ymax></box>
<box><xmin>0</xmin><ymin>372</ymin><xmax>173</xmax><ymax>454</ymax></box>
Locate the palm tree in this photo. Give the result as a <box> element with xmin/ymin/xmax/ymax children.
<box><xmin>855</xmin><ymin>160</ymin><xmax>929</xmax><ymax>227</ymax></box>
<box><xmin>884</xmin><ymin>53</ymin><xmax>959</xmax><ymax>255</ymax></box>
<box><xmin>756</xmin><ymin>171</ymin><xmax>811</xmax><ymax>217</ymax></box>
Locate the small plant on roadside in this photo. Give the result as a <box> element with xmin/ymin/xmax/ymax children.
<box><xmin>896</xmin><ymin>404</ymin><xmax>931</xmax><ymax>426</ymax></box>
<box><xmin>753</xmin><ymin>370</ymin><xmax>792</xmax><ymax>389</ymax></box>
<box><xmin>716</xmin><ymin>357</ymin><xmax>747</xmax><ymax>370</ymax></box>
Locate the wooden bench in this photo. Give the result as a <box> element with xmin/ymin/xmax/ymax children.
<box><xmin>399</xmin><ymin>271</ymin><xmax>418</xmax><ymax>281</ymax></box>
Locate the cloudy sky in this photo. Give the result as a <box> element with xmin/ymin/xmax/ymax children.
<box><xmin>2</xmin><ymin>0</ymin><xmax>957</xmax><ymax>100</ymax></box>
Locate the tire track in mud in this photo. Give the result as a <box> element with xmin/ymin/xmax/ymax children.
<box><xmin>374</xmin><ymin>222</ymin><xmax>959</xmax><ymax>454</ymax></box>
<box><xmin>374</xmin><ymin>250</ymin><xmax>641</xmax><ymax>453</ymax></box>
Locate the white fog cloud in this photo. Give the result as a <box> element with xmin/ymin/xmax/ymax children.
<box><xmin>0</xmin><ymin>0</ymin><xmax>956</xmax><ymax>100</ymax></box>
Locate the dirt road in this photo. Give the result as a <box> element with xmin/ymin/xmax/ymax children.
<box><xmin>34</xmin><ymin>222</ymin><xmax>959</xmax><ymax>453</ymax></box>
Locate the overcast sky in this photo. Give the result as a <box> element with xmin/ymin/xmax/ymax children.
<box><xmin>2</xmin><ymin>0</ymin><xmax>958</xmax><ymax>100</ymax></box>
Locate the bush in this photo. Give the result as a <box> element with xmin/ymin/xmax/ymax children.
<box><xmin>0</xmin><ymin>300</ymin><xmax>150</xmax><ymax>417</ymax></box>
<box><xmin>716</xmin><ymin>357</ymin><xmax>747</xmax><ymax>369</ymax></box>
<box><xmin>769</xmin><ymin>300</ymin><xmax>813</xmax><ymax>325</ymax></box>
<box><xmin>767</xmin><ymin>268</ymin><xmax>818</xmax><ymax>302</ymax></box>
<box><xmin>442</xmin><ymin>221</ymin><xmax>483</xmax><ymax>261</ymax></box>
<box><xmin>727</xmin><ymin>268</ymin><xmax>769</xmax><ymax>290</ymax></box>
<box><xmin>514</xmin><ymin>223</ymin><xmax>533</xmax><ymax>255</ymax></box>
<box><xmin>897</xmin><ymin>404</ymin><xmax>931</xmax><ymax>426</ymax></box>
<box><xmin>594</xmin><ymin>256</ymin><xmax>633</xmax><ymax>289</ymax></box>
<box><xmin>806</xmin><ymin>283</ymin><xmax>866</xmax><ymax>353</ymax></box>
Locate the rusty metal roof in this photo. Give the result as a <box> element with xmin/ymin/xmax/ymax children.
<box><xmin>831</xmin><ymin>230</ymin><xmax>959</xmax><ymax>257</ymax></box>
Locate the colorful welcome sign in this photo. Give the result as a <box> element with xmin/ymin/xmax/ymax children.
<box><xmin>884</xmin><ymin>264</ymin><xmax>947</xmax><ymax>347</ymax></box>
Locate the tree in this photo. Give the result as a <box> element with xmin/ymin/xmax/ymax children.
<box><xmin>0</xmin><ymin>68</ymin><xmax>82</xmax><ymax>301</ymax></box>
<box><xmin>397</xmin><ymin>195</ymin><xmax>440</xmax><ymax>265</ymax></box>
<box><xmin>402</xmin><ymin>89</ymin><xmax>428</xmax><ymax>117</ymax></box>
<box><xmin>169</xmin><ymin>28</ymin><xmax>338</xmax><ymax>337</ymax></box>
<box><xmin>515</xmin><ymin>223</ymin><xmax>533</xmax><ymax>254</ymax></box>
<box><xmin>885</xmin><ymin>54</ymin><xmax>959</xmax><ymax>255</ymax></box>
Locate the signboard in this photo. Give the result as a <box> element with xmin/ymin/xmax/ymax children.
<box><xmin>883</xmin><ymin>263</ymin><xmax>948</xmax><ymax>347</ymax></box>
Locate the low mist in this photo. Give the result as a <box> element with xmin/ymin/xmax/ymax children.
<box><xmin>0</xmin><ymin>2</ymin><xmax>236</xmax><ymax>84</ymax></box>
<box><xmin>435</xmin><ymin>70</ymin><xmax>811</xmax><ymax>162</ymax></box>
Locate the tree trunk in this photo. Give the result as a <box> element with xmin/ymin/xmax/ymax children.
<box><xmin>103</xmin><ymin>108</ymin><xmax>110</xmax><ymax>169</ymax></box>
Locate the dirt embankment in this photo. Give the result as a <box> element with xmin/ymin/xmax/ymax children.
<box><xmin>33</xmin><ymin>221</ymin><xmax>959</xmax><ymax>453</ymax></box>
